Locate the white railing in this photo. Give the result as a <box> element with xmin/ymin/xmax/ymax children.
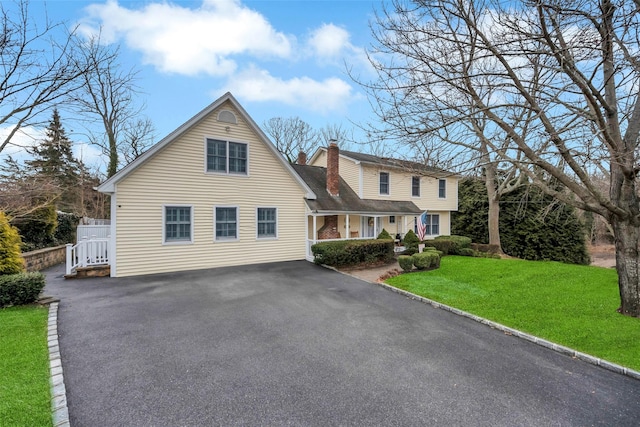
<box><xmin>77</xmin><ymin>225</ymin><xmax>111</xmax><ymax>243</ymax></box>
<box><xmin>66</xmin><ymin>237</ymin><xmax>110</xmax><ymax>275</ymax></box>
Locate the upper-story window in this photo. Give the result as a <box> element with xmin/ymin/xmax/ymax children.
<box><xmin>206</xmin><ymin>139</ymin><xmax>247</xmax><ymax>175</ymax></box>
<box><xmin>379</xmin><ymin>172</ymin><xmax>390</xmax><ymax>195</ymax></box>
<box><xmin>438</xmin><ymin>179</ymin><xmax>447</xmax><ymax>198</ymax></box>
<box><xmin>412</xmin><ymin>176</ymin><xmax>420</xmax><ymax>197</ymax></box>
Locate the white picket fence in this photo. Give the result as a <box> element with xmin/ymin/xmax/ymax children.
<box><xmin>66</xmin><ymin>237</ymin><xmax>110</xmax><ymax>275</ymax></box>
<box><xmin>76</xmin><ymin>225</ymin><xmax>111</xmax><ymax>243</ymax></box>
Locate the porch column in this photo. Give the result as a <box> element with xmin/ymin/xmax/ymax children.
<box><xmin>313</xmin><ymin>215</ymin><xmax>317</xmax><ymax>242</ymax></box>
<box><xmin>346</xmin><ymin>214</ymin><xmax>350</xmax><ymax>238</ymax></box>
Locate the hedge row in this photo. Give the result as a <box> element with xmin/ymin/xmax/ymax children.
<box><xmin>312</xmin><ymin>239</ymin><xmax>394</xmax><ymax>267</ymax></box>
<box><xmin>0</xmin><ymin>272</ymin><xmax>46</xmax><ymax>308</ymax></box>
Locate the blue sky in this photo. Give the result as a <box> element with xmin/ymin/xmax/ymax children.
<box><xmin>2</xmin><ymin>0</ymin><xmax>386</xmax><ymax>172</ymax></box>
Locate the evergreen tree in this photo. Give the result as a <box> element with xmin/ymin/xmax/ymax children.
<box><xmin>453</xmin><ymin>178</ymin><xmax>590</xmax><ymax>265</ymax></box>
<box><xmin>0</xmin><ymin>212</ymin><xmax>25</xmax><ymax>275</ymax></box>
<box><xmin>26</xmin><ymin>109</ymin><xmax>81</xmax><ymax>212</ymax></box>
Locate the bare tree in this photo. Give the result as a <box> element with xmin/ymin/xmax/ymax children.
<box><xmin>0</xmin><ymin>0</ymin><xmax>87</xmax><ymax>154</ymax></box>
<box><xmin>73</xmin><ymin>35</ymin><xmax>154</xmax><ymax>177</ymax></box>
<box><xmin>263</xmin><ymin>117</ymin><xmax>318</xmax><ymax>163</ymax></box>
<box><xmin>362</xmin><ymin>0</ymin><xmax>640</xmax><ymax>317</ymax></box>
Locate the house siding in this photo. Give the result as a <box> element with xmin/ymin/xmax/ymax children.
<box><xmin>361</xmin><ymin>166</ymin><xmax>458</xmax><ymax>212</ymax></box>
<box><xmin>113</xmin><ymin>101</ymin><xmax>307</xmax><ymax>277</ymax></box>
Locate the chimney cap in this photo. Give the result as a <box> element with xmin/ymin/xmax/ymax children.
<box><xmin>329</xmin><ymin>138</ymin><xmax>338</xmax><ymax>146</ymax></box>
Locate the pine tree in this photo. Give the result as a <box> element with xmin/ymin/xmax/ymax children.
<box><xmin>26</xmin><ymin>109</ymin><xmax>81</xmax><ymax>212</ymax></box>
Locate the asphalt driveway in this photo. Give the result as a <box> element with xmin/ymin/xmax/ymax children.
<box><xmin>45</xmin><ymin>261</ymin><xmax>640</xmax><ymax>426</ymax></box>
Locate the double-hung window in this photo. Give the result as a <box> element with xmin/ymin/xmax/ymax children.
<box><xmin>215</xmin><ymin>207</ymin><xmax>238</xmax><ymax>241</ymax></box>
<box><xmin>257</xmin><ymin>207</ymin><xmax>277</xmax><ymax>239</ymax></box>
<box><xmin>412</xmin><ymin>176</ymin><xmax>420</xmax><ymax>197</ymax></box>
<box><xmin>164</xmin><ymin>206</ymin><xmax>192</xmax><ymax>243</ymax></box>
<box><xmin>206</xmin><ymin>139</ymin><xmax>247</xmax><ymax>174</ymax></box>
<box><xmin>379</xmin><ymin>172</ymin><xmax>390</xmax><ymax>195</ymax></box>
<box><xmin>438</xmin><ymin>179</ymin><xmax>447</xmax><ymax>198</ymax></box>
<box><xmin>414</xmin><ymin>214</ymin><xmax>440</xmax><ymax>236</ymax></box>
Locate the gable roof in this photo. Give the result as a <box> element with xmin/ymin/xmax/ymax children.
<box><xmin>97</xmin><ymin>92</ymin><xmax>316</xmax><ymax>199</ymax></box>
<box><xmin>293</xmin><ymin>164</ymin><xmax>423</xmax><ymax>215</ymax></box>
<box><xmin>309</xmin><ymin>147</ymin><xmax>453</xmax><ymax>177</ymax></box>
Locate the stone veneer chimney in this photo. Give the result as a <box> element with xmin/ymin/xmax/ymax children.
<box><xmin>326</xmin><ymin>141</ymin><xmax>339</xmax><ymax>197</ymax></box>
<box><xmin>297</xmin><ymin>151</ymin><xmax>307</xmax><ymax>165</ymax></box>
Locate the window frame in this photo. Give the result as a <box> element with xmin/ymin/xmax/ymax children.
<box><xmin>438</xmin><ymin>179</ymin><xmax>447</xmax><ymax>199</ymax></box>
<box><xmin>213</xmin><ymin>205</ymin><xmax>240</xmax><ymax>242</ymax></box>
<box><xmin>389</xmin><ymin>215</ymin><xmax>396</xmax><ymax>224</ymax></box>
<box><xmin>379</xmin><ymin>171</ymin><xmax>390</xmax><ymax>195</ymax></box>
<box><xmin>162</xmin><ymin>205</ymin><xmax>194</xmax><ymax>245</ymax></box>
<box><xmin>205</xmin><ymin>138</ymin><xmax>249</xmax><ymax>176</ymax></box>
<box><xmin>256</xmin><ymin>207</ymin><xmax>278</xmax><ymax>240</ymax></box>
<box><xmin>412</xmin><ymin>176</ymin><xmax>421</xmax><ymax>197</ymax></box>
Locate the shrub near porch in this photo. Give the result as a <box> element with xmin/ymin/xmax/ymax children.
<box><xmin>311</xmin><ymin>239</ymin><xmax>394</xmax><ymax>267</ymax></box>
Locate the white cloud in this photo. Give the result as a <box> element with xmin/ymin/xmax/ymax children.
<box><xmin>80</xmin><ymin>0</ymin><xmax>293</xmax><ymax>76</ymax></box>
<box><xmin>0</xmin><ymin>125</ymin><xmax>43</xmax><ymax>157</ymax></box>
<box><xmin>225</xmin><ymin>67</ymin><xmax>354</xmax><ymax>114</ymax></box>
<box><xmin>308</xmin><ymin>24</ymin><xmax>351</xmax><ymax>60</ymax></box>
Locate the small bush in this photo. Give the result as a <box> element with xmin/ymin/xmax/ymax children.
<box><xmin>433</xmin><ymin>235</ymin><xmax>472</xmax><ymax>255</ymax></box>
<box><xmin>311</xmin><ymin>239</ymin><xmax>394</xmax><ymax>267</ymax></box>
<box><xmin>428</xmin><ymin>239</ymin><xmax>455</xmax><ymax>255</ymax></box>
<box><xmin>398</xmin><ymin>255</ymin><xmax>414</xmax><ymax>271</ymax></box>
<box><xmin>459</xmin><ymin>248</ymin><xmax>475</xmax><ymax>257</ymax></box>
<box><xmin>412</xmin><ymin>252</ymin><xmax>441</xmax><ymax>270</ymax></box>
<box><xmin>401</xmin><ymin>247</ymin><xmax>418</xmax><ymax>256</ymax></box>
<box><xmin>403</xmin><ymin>230</ymin><xmax>420</xmax><ymax>251</ymax></box>
<box><xmin>0</xmin><ymin>272</ymin><xmax>46</xmax><ymax>308</ymax></box>
<box><xmin>377</xmin><ymin>229</ymin><xmax>392</xmax><ymax>239</ymax></box>
<box><xmin>422</xmin><ymin>246</ymin><xmax>437</xmax><ymax>252</ymax></box>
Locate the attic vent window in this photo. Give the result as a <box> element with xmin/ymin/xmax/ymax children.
<box><xmin>217</xmin><ymin>110</ymin><xmax>237</xmax><ymax>124</ymax></box>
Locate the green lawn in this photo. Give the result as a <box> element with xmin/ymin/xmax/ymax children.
<box><xmin>0</xmin><ymin>306</ymin><xmax>52</xmax><ymax>427</ymax></box>
<box><xmin>386</xmin><ymin>256</ymin><xmax>640</xmax><ymax>371</ymax></box>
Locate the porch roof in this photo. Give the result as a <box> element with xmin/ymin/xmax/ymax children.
<box><xmin>292</xmin><ymin>164</ymin><xmax>423</xmax><ymax>216</ymax></box>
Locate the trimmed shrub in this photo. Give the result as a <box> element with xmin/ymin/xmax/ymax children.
<box><xmin>0</xmin><ymin>212</ymin><xmax>25</xmax><ymax>275</ymax></box>
<box><xmin>458</xmin><ymin>248</ymin><xmax>475</xmax><ymax>257</ymax></box>
<box><xmin>403</xmin><ymin>229</ymin><xmax>420</xmax><ymax>251</ymax></box>
<box><xmin>412</xmin><ymin>251</ymin><xmax>441</xmax><ymax>270</ymax></box>
<box><xmin>377</xmin><ymin>228</ymin><xmax>392</xmax><ymax>239</ymax></box>
<box><xmin>422</xmin><ymin>246</ymin><xmax>437</xmax><ymax>252</ymax></box>
<box><xmin>311</xmin><ymin>239</ymin><xmax>394</xmax><ymax>267</ymax></box>
<box><xmin>0</xmin><ymin>272</ymin><xmax>45</xmax><ymax>307</ymax></box>
<box><xmin>431</xmin><ymin>235</ymin><xmax>472</xmax><ymax>255</ymax></box>
<box><xmin>398</xmin><ymin>255</ymin><xmax>414</xmax><ymax>272</ymax></box>
<box><xmin>401</xmin><ymin>247</ymin><xmax>418</xmax><ymax>256</ymax></box>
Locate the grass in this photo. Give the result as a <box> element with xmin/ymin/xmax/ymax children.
<box><xmin>0</xmin><ymin>305</ymin><xmax>52</xmax><ymax>427</ymax></box>
<box><xmin>386</xmin><ymin>256</ymin><xmax>640</xmax><ymax>371</ymax></box>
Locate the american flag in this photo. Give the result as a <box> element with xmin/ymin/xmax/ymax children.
<box><xmin>417</xmin><ymin>211</ymin><xmax>428</xmax><ymax>240</ymax></box>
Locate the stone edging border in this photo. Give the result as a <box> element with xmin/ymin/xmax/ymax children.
<box><xmin>48</xmin><ymin>302</ymin><xmax>70</xmax><ymax>427</ymax></box>
<box><xmin>329</xmin><ymin>265</ymin><xmax>640</xmax><ymax>381</ymax></box>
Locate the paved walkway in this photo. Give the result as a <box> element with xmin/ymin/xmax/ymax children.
<box><xmin>45</xmin><ymin>261</ymin><xmax>640</xmax><ymax>426</ymax></box>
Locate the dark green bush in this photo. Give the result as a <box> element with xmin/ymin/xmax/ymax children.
<box><xmin>422</xmin><ymin>246</ymin><xmax>437</xmax><ymax>252</ymax></box>
<box><xmin>458</xmin><ymin>248</ymin><xmax>475</xmax><ymax>257</ymax></box>
<box><xmin>401</xmin><ymin>247</ymin><xmax>418</xmax><ymax>256</ymax></box>
<box><xmin>398</xmin><ymin>255</ymin><xmax>414</xmax><ymax>272</ymax></box>
<box><xmin>54</xmin><ymin>212</ymin><xmax>80</xmax><ymax>244</ymax></box>
<box><xmin>0</xmin><ymin>272</ymin><xmax>46</xmax><ymax>307</ymax></box>
<box><xmin>311</xmin><ymin>239</ymin><xmax>394</xmax><ymax>267</ymax></box>
<box><xmin>412</xmin><ymin>252</ymin><xmax>441</xmax><ymax>270</ymax></box>
<box><xmin>428</xmin><ymin>235</ymin><xmax>472</xmax><ymax>255</ymax></box>
<box><xmin>403</xmin><ymin>230</ymin><xmax>420</xmax><ymax>250</ymax></box>
<box><xmin>377</xmin><ymin>229</ymin><xmax>392</xmax><ymax>239</ymax></box>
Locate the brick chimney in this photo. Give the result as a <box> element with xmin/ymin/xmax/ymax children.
<box><xmin>297</xmin><ymin>151</ymin><xmax>307</xmax><ymax>165</ymax></box>
<box><xmin>326</xmin><ymin>141</ymin><xmax>339</xmax><ymax>196</ymax></box>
